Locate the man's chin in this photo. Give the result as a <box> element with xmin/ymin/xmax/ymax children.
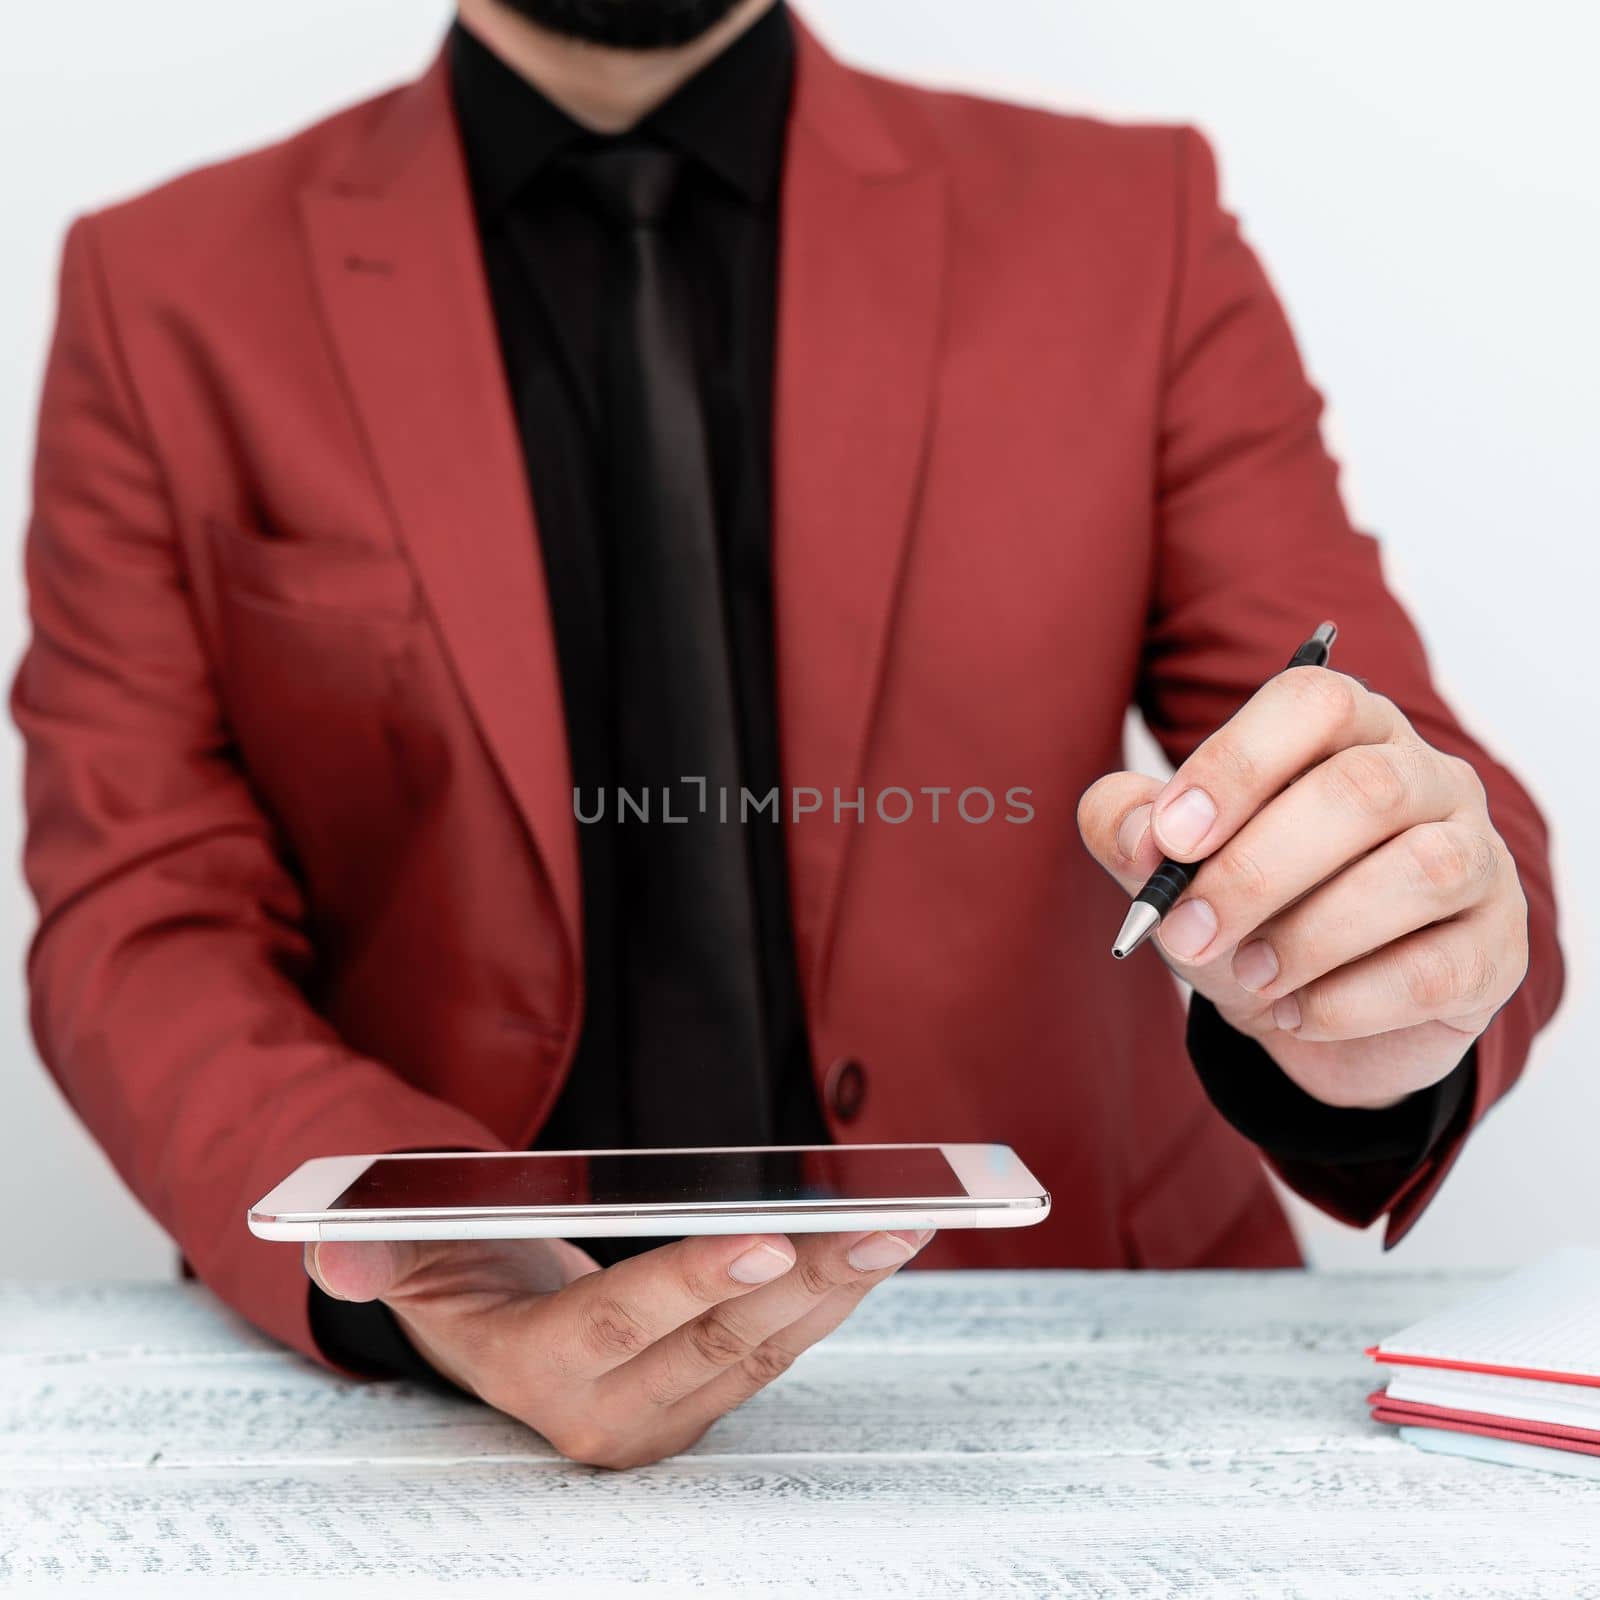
<box><xmin>491</xmin><ymin>0</ymin><xmax>751</xmax><ymax>51</ymax></box>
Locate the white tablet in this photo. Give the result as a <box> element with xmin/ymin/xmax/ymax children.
<box><xmin>248</xmin><ymin>1143</ymin><xmax>1050</xmax><ymax>1242</ymax></box>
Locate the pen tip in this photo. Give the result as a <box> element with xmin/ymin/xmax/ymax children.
<box><xmin>1112</xmin><ymin>901</ymin><xmax>1161</xmax><ymax>961</ymax></box>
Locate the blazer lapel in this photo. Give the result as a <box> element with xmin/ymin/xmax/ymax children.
<box><xmin>299</xmin><ymin>55</ymin><xmax>582</xmax><ymax>964</ymax></box>
<box><xmin>775</xmin><ymin>22</ymin><xmax>948</xmax><ymax>1008</ymax></box>
<box><xmin>294</xmin><ymin>31</ymin><xmax>944</xmax><ymax>1017</ymax></box>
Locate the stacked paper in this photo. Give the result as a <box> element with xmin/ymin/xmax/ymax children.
<box><xmin>1369</xmin><ymin>1247</ymin><xmax>1600</xmax><ymax>1475</ymax></box>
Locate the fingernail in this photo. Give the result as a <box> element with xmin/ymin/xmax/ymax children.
<box><xmin>848</xmin><ymin>1232</ymin><xmax>918</xmax><ymax>1272</ymax></box>
<box><xmin>1155</xmin><ymin>787</ymin><xmax>1217</xmax><ymax>855</ymax></box>
<box><xmin>1272</xmin><ymin>995</ymin><xmax>1302</xmax><ymax>1032</ymax></box>
<box><xmin>729</xmin><ymin>1242</ymin><xmax>794</xmax><ymax>1284</ymax></box>
<box><xmin>1233</xmin><ymin>940</ymin><xmax>1280</xmax><ymax>993</ymax></box>
<box><xmin>1117</xmin><ymin>803</ymin><xmax>1153</xmax><ymax>863</ymax></box>
<box><xmin>914</xmin><ymin>1229</ymin><xmax>935</xmax><ymax>1249</ymax></box>
<box><xmin>1159</xmin><ymin>897</ymin><xmax>1217</xmax><ymax>961</ymax></box>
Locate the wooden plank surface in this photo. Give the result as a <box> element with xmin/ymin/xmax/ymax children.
<box><xmin>4</xmin><ymin>1271</ymin><xmax>1598</xmax><ymax>1597</ymax></box>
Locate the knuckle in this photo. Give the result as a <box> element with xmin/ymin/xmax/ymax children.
<box><xmin>1443</xmin><ymin>750</ymin><xmax>1488</xmax><ymax>806</ymax></box>
<box><xmin>1078</xmin><ymin>775</ymin><xmax>1153</xmax><ymax>862</ymax></box>
<box><xmin>1286</xmin><ymin>665</ymin><xmax>1360</xmax><ymax>729</ymax></box>
<box><xmin>1075</xmin><ymin>777</ymin><xmax>1110</xmax><ymax>839</ymax></box>
<box><xmin>676</xmin><ymin>1260</ymin><xmax>729</xmax><ymax>1306</ymax></box>
<box><xmin>541</xmin><ymin>1337</ymin><xmax>580</xmax><ymax>1385</ymax></box>
<box><xmin>1209</xmin><ymin>840</ymin><xmax>1272</xmax><ymax>909</ymax></box>
<box><xmin>1506</xmin><ymin>917</ymin><xmax>1531</xmax><ymax>987</ymax></box>
<box><xmin>683</xmin><ymin>1311</ymin><xmax>752</xmax><ymax>1372</ymax></box>
<box><xmin>1203</xmin><ymin>734</ymin><xmax>1261</xmax><ymax>797</ymax></box>
<box><xmin>1504</xmin><ymin>850</ymin><xmax>1528</xmax><ymax>913</ymax></box>
<box><xmin>545</xmin><ymin>1419</ymin><xmax>609</xmax><ymax>1465</ymax></box>
<box><xmin>793</xmin><ymin>1253</ymin><xmax>843</xmax><ymax>1300</ymax></box>
<box><xmin>1404</xmin><ymin>823</ymin><xmax>1495</xmax><ymax>896</ymax></box>
<box><xmin>554</xmin><ymin>1425</ymin><xmax>647</xmax><ymax>1471</ymax></box>
<box><xmin>1466</xmin><ymin>830</ymin><xmax>1503</xmax><ymax>887</ymax></box>
<box><xmin>1076</xmin><ymin>773</ymin><xmax>1126</xmax><ymax>842</ymax></box>
<box><xmin>741</xmin><ymin>1341</ymin><xmax>800</xmax><ymax>1388</ymax></box>
<box><xmin>1368</xmin><ymin>690</ymin><xmax>1409</xmax><ymax>738</ymax></box>
<box><xmin>634</xmin><ymin>1365</ymin><xmax>682</xmax><ymax>1409</ymax></box>
<box><xmin>1326</xmin><ymin>743</ymin><xmax>1409</xmax><ymax>820</ymax></box>
<box><xmin>1299</xmin><ymin>982</ymin><xmax>1346</xmax><ymax>1036</ymax></box>
<box><xmin>578</xmin><ymin>1295</ymin><xmax>653</xmax><ymax>1362</ymax></box>
<box><xmin>1395</xmin><ymin>943</ymin><xmax>1460</xmax><ymax>1011</ymax></box>
<box><xmin>1459</xmin><ymin>944</ymin><xmax>1500</xmax><ymax>1006</ymax></box>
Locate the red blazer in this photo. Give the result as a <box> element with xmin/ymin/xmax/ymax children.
<box><xmin>16</xmin><ymin>19</ymin><xmax>1562</xmax><ymax>1366</ymax></box>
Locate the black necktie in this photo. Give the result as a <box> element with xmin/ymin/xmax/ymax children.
<box><xmin>565</xmin><ymin>144</ymin><xmax>770</xmax><ymax>1145</ymax></box>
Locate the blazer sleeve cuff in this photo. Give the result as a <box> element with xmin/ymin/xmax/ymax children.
<box><xmin>1186</xmin><ymin>991</ymin><xmax>1476</xmax><ymax>1231</ymax></box>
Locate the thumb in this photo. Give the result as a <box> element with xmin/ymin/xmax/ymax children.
<box><xmin>1077</xmin><ymin>770</ymin><xmax>1168</xmax><ymax>894</ymax></box>
<box><xmin>303</xmin><ymin>1238</ymin><xmax>427</xmax><ymax>1304</ymax></box>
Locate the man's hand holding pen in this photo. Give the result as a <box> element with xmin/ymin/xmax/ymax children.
<box><xmin>1079</xmin><ymin>663</ymin><xmax>1530</xmax><ymax>1112</ymax></box>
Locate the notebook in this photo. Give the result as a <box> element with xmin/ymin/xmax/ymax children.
<box><xmin>1368</xmin><ymin>1247</ymin><xmax>1600</xmax><ymax>1473</ymax></box>
<box><xmin>1370</xmin><ymin>1247</ymin><xmax>1600</xmax><ymax>1387</ymax></box>
<box><xmin>1370</xmin><ymin>1390</ymin><xmax>1600</xmax><ymax>1452</ymax></box>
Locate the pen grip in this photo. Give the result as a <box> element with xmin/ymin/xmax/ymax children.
<box><xmin>1135</xmin><ymin>856</ymin><xmax>1200</xmax><ymax>915</ymax></box>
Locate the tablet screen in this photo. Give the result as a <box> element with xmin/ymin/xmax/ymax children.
<box><xmin>328</xmin><ymin>1147</ymin><xmax>965</xmax><ymax>1212</ymax></box>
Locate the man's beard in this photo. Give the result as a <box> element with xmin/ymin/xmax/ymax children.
<box><xmin>492</xmin><ymin>0</ymin><xmax>750</xmax><ymax>50</ymax></box>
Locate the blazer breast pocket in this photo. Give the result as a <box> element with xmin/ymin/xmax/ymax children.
<box><xmin>202</xmin><ymin>517</ymin><xmax>436</xmax><ymax>904</ymax></box>
<box><xmin>205</xmin><ymin>516</ymin><xmax>420</xmax><ymax>621</ymax></box>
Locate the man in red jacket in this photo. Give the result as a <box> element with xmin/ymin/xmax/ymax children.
<box><xmin>15</xmin><ymin>0</ymin><xmax>1560</xmax><ymax>1469</ymax></box>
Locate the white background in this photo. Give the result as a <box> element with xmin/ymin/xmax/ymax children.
<box><xmin>1</xmin><ymin>1</ymin><xmax>1594</xmax><ymax>1279</ymax></box>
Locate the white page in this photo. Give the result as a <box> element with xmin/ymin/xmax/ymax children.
<box><xmin>1386</xmin><ymin>1368</ymin><xmax>1600</xmax><ymax>1433</ymax></box>
<box><xmin>1377</xmin><ymin>1247</ymin><xmax>1600</xmax><ymax>1382</ymax></box>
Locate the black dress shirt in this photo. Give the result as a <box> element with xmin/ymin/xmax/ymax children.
<box><xmin>310</xmin><ymin>4</ymin><xmax>1472</xmax><ymax>1379</ymax></box>
<box><xmin>449</xmin><ymin>3</ymin><xmax>825</xmax><ymax>1175</ymax></box>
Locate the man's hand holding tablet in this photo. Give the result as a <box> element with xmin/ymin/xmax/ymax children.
<box><xmin>259</xmin><ymin>1142</ymin><xmax>1048</xmax><ymax>1467</ymax></box>
<box><xmin>305</xmin><ymin>1227</ymin><xmax>926</xmax><ymax>1470</ymax></box>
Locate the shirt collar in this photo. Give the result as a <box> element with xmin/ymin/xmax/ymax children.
<box><xmin>451</xmin><ymin>3</ymin><xmax>794</xmax><ymax>222</ymax></box>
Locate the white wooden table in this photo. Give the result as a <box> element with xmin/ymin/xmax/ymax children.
<box><xmin>4</xmin><ymin>1272</ymin><xmax>1598</xmax><ymax>1598</ymax></box>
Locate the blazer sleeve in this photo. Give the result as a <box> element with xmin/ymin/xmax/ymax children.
<box><xmin>1138</xmin><ymin>128</ymin><xmax>1565</xmax><ymax>1244</ymax></box>
<box><xmin>12</xmin><ymin>217</ymin><xmax>508</xmax><ymax>1364</ymax></box>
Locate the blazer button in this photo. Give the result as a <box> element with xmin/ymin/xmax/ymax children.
<box><xmin>825</xmin><ymin>1058</ymin><xmax>867</xmax><ymax>1123</ymax></box>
